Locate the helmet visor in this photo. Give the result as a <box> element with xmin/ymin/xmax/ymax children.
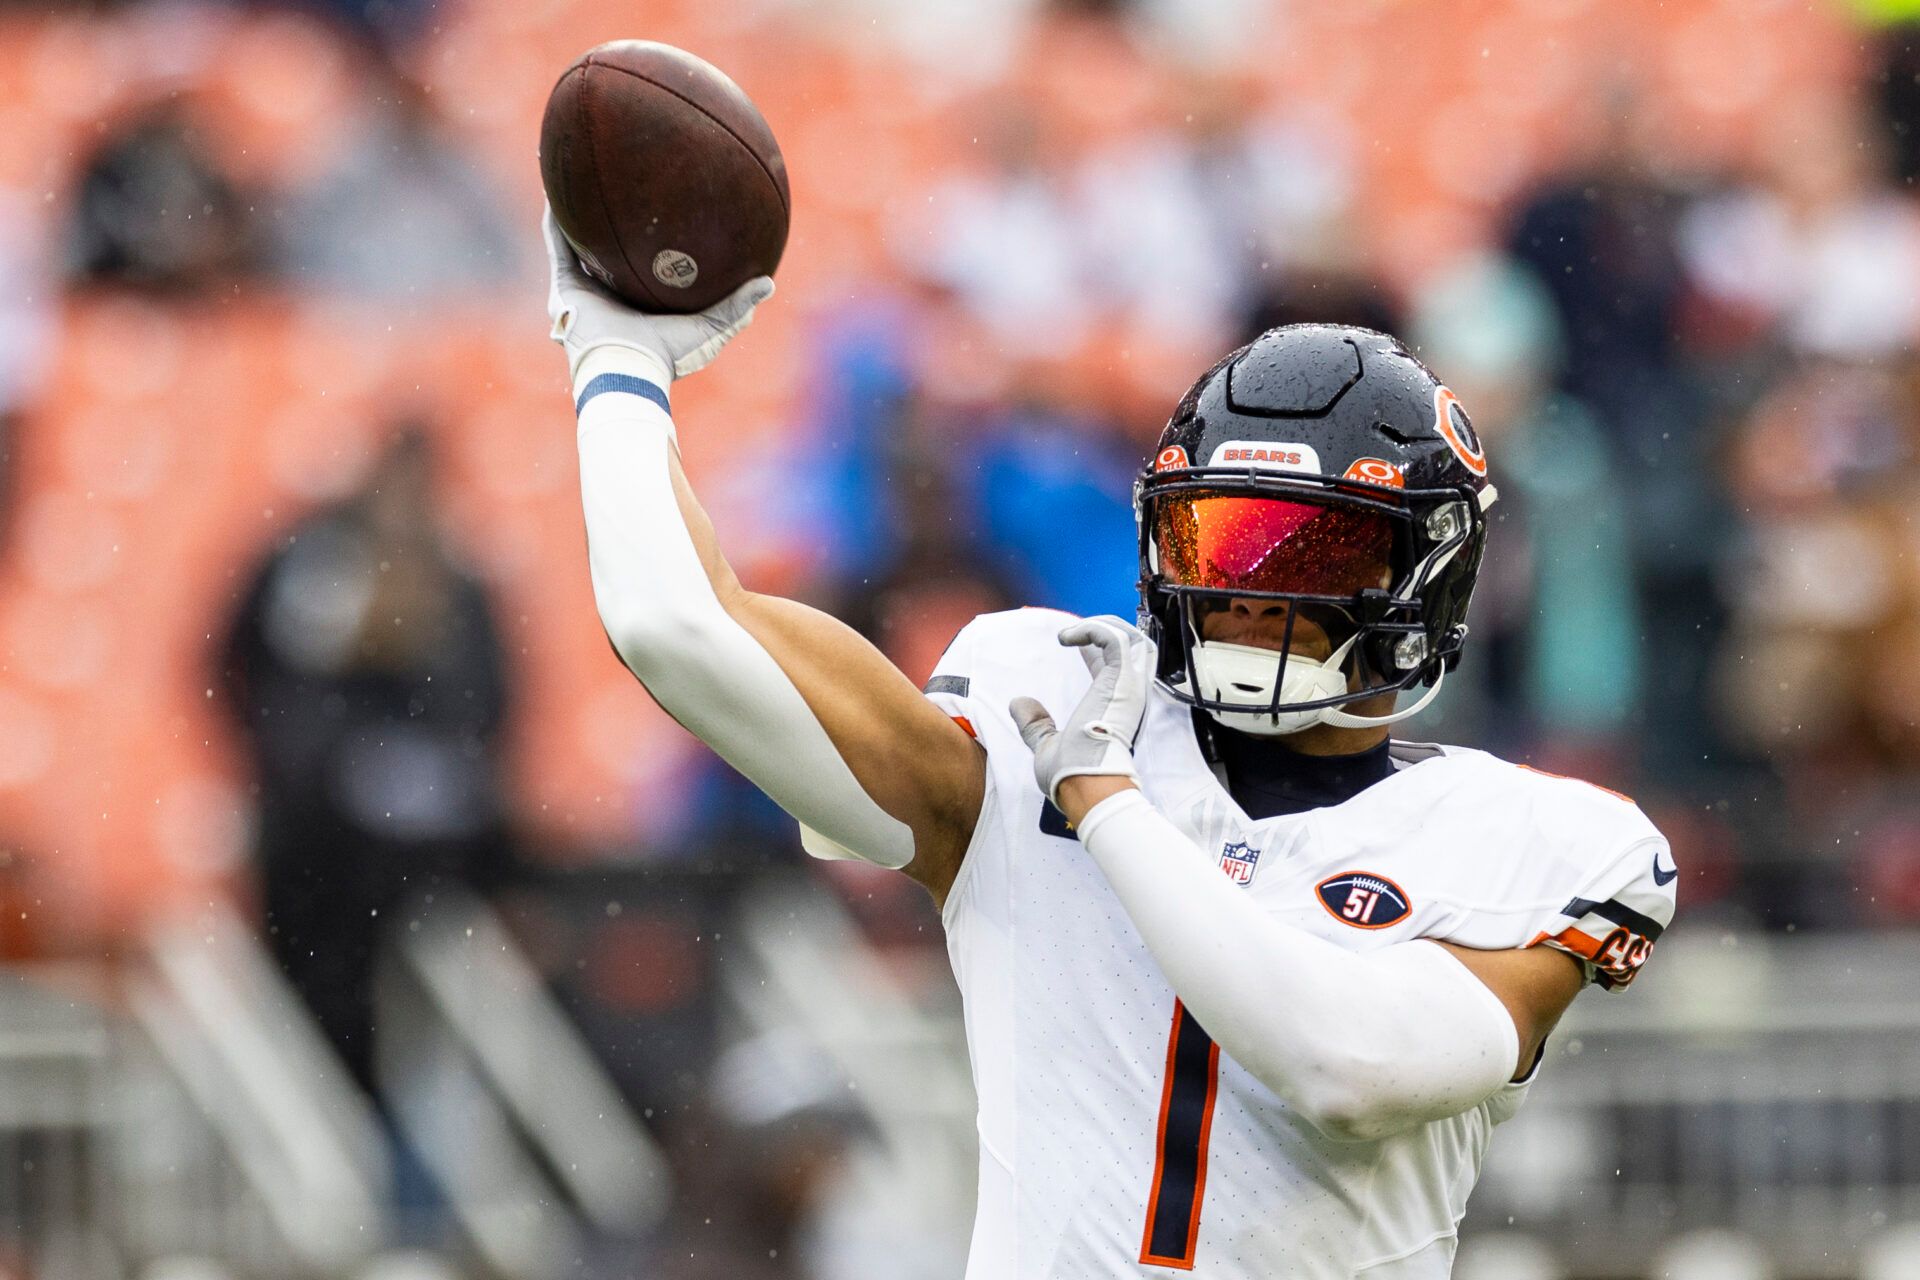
<box><xmin>1153</xmin><ymin>493</ymin><xmax>1394</xmax><ymax>596</ymax></box>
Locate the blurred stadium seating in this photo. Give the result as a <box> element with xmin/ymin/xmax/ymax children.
<box><xmin>0</xmin><ymin>0</ymin><xmax>1874</xmax><ymax>930</ymax></box>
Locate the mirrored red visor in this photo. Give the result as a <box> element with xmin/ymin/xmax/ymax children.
<box><xmin>1153</xmin><ymin>493</ymin><xmax>1394</xmax><ymax>596</ymax></box>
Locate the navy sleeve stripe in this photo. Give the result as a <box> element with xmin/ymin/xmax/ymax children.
<box><xmin>575</xmin><ymin>372</ymin><xmax>670</xmax><ymax>416</ymax></box>
<box><xmin>923</xmin><ymin>674</ymin><xmax>970</xmax><ymax>697</ymax></box>
<box><xmin>1561</xmin><ymin>895</ymin><xmax>1666</xmax><ymax>942</ymax></box>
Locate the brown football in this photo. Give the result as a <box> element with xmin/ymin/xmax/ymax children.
<box><xmin>539</xmin><ymin>41</ymin><xmax>789</xmax><ymax>313</ymax></box>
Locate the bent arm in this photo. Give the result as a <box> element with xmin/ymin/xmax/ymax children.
<box><xmin>1073</xmin><ymin>788</ymin><xmax>1546</xmax><ymax>1141</ymax></box>
<box><xmin>574</xmin><ymin>352</ymin><xmax>982</xmax><ymax>894</ymax></box>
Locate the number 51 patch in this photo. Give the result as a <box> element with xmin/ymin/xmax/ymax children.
<box><xmin>1315</xmin><ymin>871</ymin><xmax>1413</xmax><ymax>929</ymax></box>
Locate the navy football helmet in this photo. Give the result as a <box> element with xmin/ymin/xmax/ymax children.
<box><xmin>1136</xmin><ymin>324</ymin><xmax>1496</xmax><ymax>735</ymax></box>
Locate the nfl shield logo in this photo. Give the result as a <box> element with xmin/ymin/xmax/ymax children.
<box><xmin>1219</xmin><ymin>840</ymin><xmax>1260</xmax><ymax>886</ymax></box>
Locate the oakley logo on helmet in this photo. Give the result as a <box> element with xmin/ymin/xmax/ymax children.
<box><xmin>1342</xmin><ymin>457</ymin><xmax>1405</xmax><ymax>488</ymax></box>
<box><xmin>1155</xmin><ymin>446</ymin><xmax>1190</xmax><ymax>473</ymax></box>
<box><xmin>1433</xmin><ymin>387</ymin><xmax>1487</xmax><ymax>477</ymax></box>
<box><xmin>1207</xmin><ymin>441</ymin><xmax>1322</xmax><ymax>473</ymax></box>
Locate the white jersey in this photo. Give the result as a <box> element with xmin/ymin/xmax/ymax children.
<box><xmin>924</xmin><ymin>608</ymin><xmax>1675</xmax><ymax>1280</ymax></box>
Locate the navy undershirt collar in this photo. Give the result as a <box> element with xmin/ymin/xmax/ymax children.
<box><xmin>1207</xmin><ymin>719</ymin><xmax>1395</xmax><ymax>820</ymax></box>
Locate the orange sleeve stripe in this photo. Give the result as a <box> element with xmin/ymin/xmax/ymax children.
<box><xmin>1531</xmin><ymin>927</ymin><xmax>1605</xmax><ymax>960</ymax></box>
<box><xmin>950</xmin><ymin>715</ymin><xmax>977</xmax><ymax>739</ymax></box>
<box><xmin>1517</xmin><ymin>764</ymin><xmax>1634</xmax><ymax>804</ymax></box>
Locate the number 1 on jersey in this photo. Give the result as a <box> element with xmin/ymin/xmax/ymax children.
<box><xmin>1140</xmin><ymin>1000</ymin><xmax>1220</xmax><ymax>1269</ymax></box>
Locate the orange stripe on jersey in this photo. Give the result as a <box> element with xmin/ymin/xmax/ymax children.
<box><xmin>1517</xmin><ymin>764</ymin><xmax>1634</xmax><ymax>805</ymax></box>
<box><xmin>950</xmin><ymin>715</ymin><xmax>977</xmax><ymax>740</ymax></box>
<box><xmin>1531</xmin><ymin>927</ymin><xmax>1605</xmax><ymax>960</ymax></box>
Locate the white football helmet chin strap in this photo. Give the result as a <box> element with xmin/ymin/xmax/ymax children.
<box><xmin>1188</xmin><ymin>633</ymin><xmax>1445</xmax><ymax>737</ymax></box>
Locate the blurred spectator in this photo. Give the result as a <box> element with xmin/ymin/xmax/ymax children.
<box><xmin>1240</xmin><ymin>267</ymin><xmax>1402</xmax><ymax>341</ymax></box>
<box><xmin>904</xmin><ymin>62</ymin><xmax>1349</xmax><ymax>364</ymax></box>
<box><xmin>248</xmin><ymin>0</ymin><xmax>443</xmax><ymax>54</ymax></box>
<box><xmin>1869</xmin><ymin>20</ymin><xmax>1920</xmax><ymax>184</ymax></box>
<box><xmin>1705</xmin><ymin>353</ymin><xmax>1920</xmax><ymax>925</ymax></box>
<box><xmin>786</xmin><ymin>298</ymin><xmax>929</xmax><ymax>588</ymax></box>
<box><xmin>840</xmin><ymin>547</ymin><xmax>1017</xmax><ymax>689</ymax></box>
<box><xmin>909</xmin><ymin>104</ymin><xmax>1094</xmax><ymax>357</ymax></box>
<box><xmin>219</xmin><ymin>427</ymin><xmax>512</xmax><ymax>1093</ymax></box>
<box><xmin>1697</xmin><ymin>347</ymin><xmax>1920</xmax><ymax>932</ymax></box>
<box><xmin>1679</xmin><ymin>95</ymin><xmax>1920</xmax><ymax>360</ymax></box>
<box><xmin>1072</xmin><ymin>75</ymin><xmax>1349</xmax><ymax>348</ymax></box>
<box><xmin>1504</xmin><ymin>88</ymin><xmax>1696</xmax><ymax>463</ymax></box>
<box><xmin>1710</xmin><ymin>357</ymin><xmax>1913</xmax><ymax>768</ymax></box>
<box><xmin>783</xmin><ymin>292</ymin><xmax>1136</xmax><ymax>619</ymax></box>
<box><xmin>958</xmin><ymin>401</ymin><xmax>1140</xmax><ymax>619</ymax></box>
<box><xmin>63</xmin><ymin>101</ymin><xmax>264</xmax><ymax>294</ymax></box>
<box><xmin>1506</xmin><ymin>93</ymin><xmax>1738</xmax><ymax>779</ymax></box>
<box><xmin>275</xmin><ymin>43</ymin><xmax>516</xmax><ymax>296</ymax></box>
<box><xmin>1410</xmin><ymin>252</ymin><xmax>1639</xmax><ymax>761</ymax></box>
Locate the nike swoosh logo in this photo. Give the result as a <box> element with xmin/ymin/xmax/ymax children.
<box><xmin>1652</xmin><ymin>850</ymin><xmax>1678</xmax><ymax>886</ymax></box>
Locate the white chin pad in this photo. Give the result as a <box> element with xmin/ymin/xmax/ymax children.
<box><xmin>1190</xmin><ymin>637</ymin><xmax>1356</xmax><ymax>736</ymax></box>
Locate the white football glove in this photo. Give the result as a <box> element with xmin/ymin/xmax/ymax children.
<box><xmin>543</xmin><ymin>204</ymin><xmax>774</xmax><ymax>387</ymax></box>
<box><xmin>1010</xmin><ymin>616</ymin><xmax>1157</xmax><ymax>806</ymax></box>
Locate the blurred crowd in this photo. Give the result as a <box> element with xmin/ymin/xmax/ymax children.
<box><xmin>744</xmin><ymin>2</ymin><xmax>1920</xmax><ymax>940</ymax></box>
<box><xmin>2</xmin><ymin>0</ymin><xmax>1920</xmax><ymax>1273</ymax></box>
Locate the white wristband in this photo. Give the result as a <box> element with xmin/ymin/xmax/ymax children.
<box><xmin>572</xmin><ymin>345</ymin><xmax>675</xmax><ymax>424</ymax></box>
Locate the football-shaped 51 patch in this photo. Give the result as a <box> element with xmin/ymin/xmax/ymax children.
<box><xmin>1315</xmin><ymin>871</ymin><xmax>1411</xmax><ymax>929</ymax></box>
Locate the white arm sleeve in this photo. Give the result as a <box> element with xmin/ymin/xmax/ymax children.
<box><xmin>573</xmin><ymin>350</ymin><xmax>914</xmax><ymax>868</ymax></box>
<box><xmin>1076</xmin><ymin>789</ymin><xmax>1519</xmax><ymax>1140</ymax></box>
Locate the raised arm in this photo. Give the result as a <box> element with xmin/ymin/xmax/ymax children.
<box><xmin>549</xmin><ymin>212</ymin><xmax>983</xmax><ymax>899</ymax></box>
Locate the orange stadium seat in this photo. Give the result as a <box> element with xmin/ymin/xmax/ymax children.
<box><xmin>0</xmin><ymin>298</ymin><xmax>707</xmax><ymax>930</ymax></box>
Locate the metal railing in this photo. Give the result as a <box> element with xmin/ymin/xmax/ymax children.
<box><xmin>376</xmin><ymin>888</ymin><xmax>671</xmax><ymax>1279</ymax></box>
<box><xmin>719</xmin><ymin>873</ymin><xmax>978</xmax><ymax>1279</ymax></box>
<box><xmin>717</xmin><ymin>900</ymin><xmax>1920</xmax><ymax>1279</ymax></box>
<box><xmin>136</xmin><ymin>907</ymin><xmax>390</xmax><ymax>1271</ymax></box>
<box><xmin>0</xmin><ymin>893</ymin><xmax>670</xmax><ymax>1279</ymax></box>
<box><xmin>1</xmin><ymin>893</ymin><xmax>1913</xmax><ymax>1279</ymax></box>
<box><xmin>1469</xmin><ymin>931</ymin><xmax>1920</xmax><ymax>1278</ymax></box>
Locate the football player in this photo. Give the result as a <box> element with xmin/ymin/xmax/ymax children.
<box><xmin>547</xmin><ymin>211</ymin><xmax>1675</xmax><ymax>1279</ymax></box>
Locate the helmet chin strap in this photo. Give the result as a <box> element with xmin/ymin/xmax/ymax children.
<box><xmin>1317</xmin><ymin>665</ymin><xmax>1444</xmax><ymax>728</ymax></box>
<box><xmin>1188</xmin><ymin>630</ymin><xmax>1445</xmax><ymax>736</ymax></box>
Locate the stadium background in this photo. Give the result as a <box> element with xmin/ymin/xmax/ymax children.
<box><xmin>0</xmin><ymin>0</ymin><xmax>1917</xmax><ymax>1276</ymax></box>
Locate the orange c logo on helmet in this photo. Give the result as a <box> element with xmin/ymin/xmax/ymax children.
<box><xmin>1343</xmin><ymin>458</ymin><xmax>1405</xmax><ymax>489</ymax></box>
<box><xmin>1433</xmin><ymin>387</ymin><xmax>1487</xmax><ymax>476</ymax></box>
<box><xmin>1155</xmin><ymin>446</ymin><xmax>1190</xmax><ymax>473</ymax></box>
